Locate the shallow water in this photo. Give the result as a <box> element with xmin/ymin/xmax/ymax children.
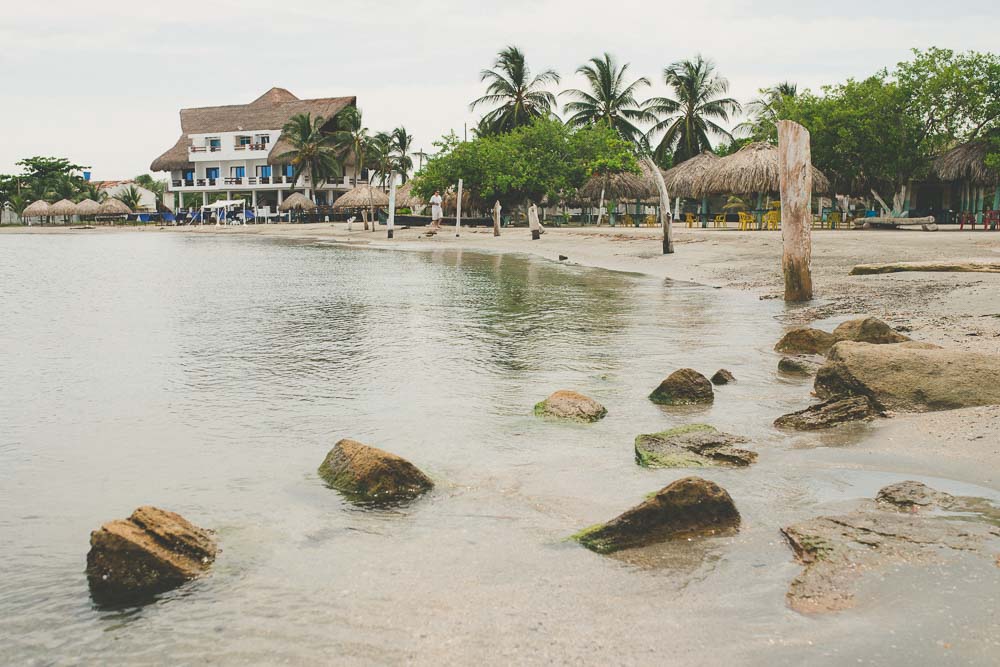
<box><xmin>0</xmin><ymin>233</ymin><xmax>997</xmax><ymax>665</ymax></box>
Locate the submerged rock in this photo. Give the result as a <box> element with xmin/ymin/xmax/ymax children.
<box><xmin>573</xmin><ymin>477</ymin><xmax>740</xmax><ymax>554</ymax></box>
<box><xmin>815</xmin><ymin>341</ymin><xmax>1000</xmax><ymax>412</ymax></box>
<box><xmin>634</xmin><ymin>424</ymin><xmax>756</xmax><ymax>468</ymax></box>
<box><xmin>774</xmin><ymin>396</ymin><xmax>881</xmax><ymax>430</ymax></box>
<box><xmin>778</xmin><ymin>356</ymin><xmax>821</xmax><ymax>376</ymax></box>
<box><xmin>649</xmin><ymin>369</ymin><xmax>714</xmax><ymax>405</ymax></box>
<box><xmin>710</xmin><ymin>369</ymin><xmax>736</xmax><ymax>385</ymax></box>
<box><xmin>831</xmin><ymin>317</ymin><xmax>910</xmax><ymax>345</ymax></box>
<box><xmin>86</xmin><ymin>506</ymin><xmax>217</xmax><ymax>605</ymax></box>
<box><xmin>774</xmin><ymin>328</ymin><xmax>837</xmax><ymax>355</ymax></box>
<box><xmin>534</xmin><ymin>390</ymin><xmax>607</xmax><ymax>422</ymax></box>
<box><xmin>319</xmin><ymin>438</ymin><xmax>433</xmax><ymax>503</ymax></box>
<box><xmin>782</xmin><ymin>482</ymin><xmax>1000</xmax><ymax>614</ymax></box>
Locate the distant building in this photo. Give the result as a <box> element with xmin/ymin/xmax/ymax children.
<box><xmin>150</xmin><ymin>87</ymin><xmax>359</xmax><ymax>213</ymax></box>
<box><xmin>91</xmin><ymin>180</ymin><xmax>158</xmax><ymax>212</ymax></box>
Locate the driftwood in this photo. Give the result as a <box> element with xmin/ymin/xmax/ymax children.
<box><xmin>778</xmin><ymin>121</ymin><xmax>813</xmax><ymax>302</ymax></box>
<box><xmin>863</xmin><ymin>216</ymin><xmax>936</xmax><ymax>231</ymax></box>
<box><xmin>851</xmin><ymin>261</ymin><xmax>1000</xmax><ymax>276</ymax></box>
<box><xmin>644</xmin><ymin>156</ymin><xmax>673</xmax><ymax>254</ymax></box>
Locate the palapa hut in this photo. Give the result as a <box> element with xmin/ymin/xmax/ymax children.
<box><xmin>394</xmin><ymin>182</ymin><xmax>425</xmax><ymax>211</ymax></box>
<box><xmin>278</xmin><ymin>192</ymin><xmax>317</xmax><ymax>222</ymax></box>
<box><xmin>934</xmin><ymin>139</ymin><xmax>999</xmax><ymax>225</ymax></box>
<box><xmin>22</xmin><ymin>200</ymin><xmax>50</xmax><ymax>222</ymax></box>
<box><xmin>579</xmin><ymin>167</ymin><xmax>656</xmax><ymax>225</ymax></box>
<box><xmin>50</xmin><ymin>199</ymin><xmax>77</xmax><ymax>223</ymax></box>
<box><xmin>663</xmin><ymin>151</ymin><xmax>720</xmax><ymax>221</ymax></box>
<box><xmin>695</xmin><ymin>142</ymin><xmax>830</xmax><ymax>222</ymax></box>
<box><xmin>332</xmin><ymin>184</ymin><xmax>389</xmax><ymax>210</ymax></box>
<box><xmin>75</xmin><ymin>199</ymin><xmax>101</xmax><ymax>219</ymax></box>
<box><xmin>98</xmin><ymin>198</ymin><xmax>132</xmax><ymax>224</ymax></box>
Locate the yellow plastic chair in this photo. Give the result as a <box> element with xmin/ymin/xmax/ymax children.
<box><xmin>738</xmin><ymin>211</ymin><xmax>756</xmax><ymax>231</ymax></box>
<box><xmin>684</xmin><ymin>212</ymin><xmax>697</xmax><ymax>228</ymax></box>
<box><xmin>763</xmin><ymin>210</ymin><xmax>781</xmax><ymax>230</ymax></box>
<box><xmin>811</xmin><ymin>215</ymin><xmax>824</xmax><ymax>230</ymax></box>
<box><xmin>644</xmin><ymin>214</ymin><xmax>657</xmax><ymax>227</ymax></box>
<box><xmin>828</xmin><ymin>211</ymin><xmax>842</xmax><ymax>230</ymax></box>
<box><xmin>713</xmin><ymin>213</ymin><xmax>727</xmax><ymax>229</ymax></box>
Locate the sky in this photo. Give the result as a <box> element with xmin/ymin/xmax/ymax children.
<box><xmin>2</xmin><ymin>0</ymin><xmax>998</xmax><ymax>179</ymax></box>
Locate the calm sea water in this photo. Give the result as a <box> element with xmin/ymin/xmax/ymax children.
<box><xmin>0</xmin><ymin>232</ymin><xmax>997</xmax><ymax>665</ymax></box>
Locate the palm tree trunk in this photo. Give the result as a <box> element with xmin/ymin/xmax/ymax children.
<box><xmin>596</xmin><ymin>186</ymin><xmax>606</xmax><ymax>226</ymax></box>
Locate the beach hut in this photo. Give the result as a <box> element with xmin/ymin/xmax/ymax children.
<box><xmin>22</xmin><ymin>200</ymin><xmax>50</xmax><ymax>224</ymax></box>
<box><xmin>50</xmin><ymin>199</ymin><xmax>77</xmax><ymax>223</ymax></box>
<box><xmin>395</xmin><ymin>182</ymin><xmax>425</xmax><ymax>211</ymax></box>
<box><xmin>695</xmin><ymin>142</ymin><xmax>829</xmax><ymax>225</ymax></box>
<box><xmin>934</xmin><ymin>139</ymin><xmax>999</xmax><ymax>227</ymax></box>
<box><xmin>98</xmin><ymin>198</ymin><xmax>132</xmax><ymax>224</ymax></box>
<box><xmin>663</xmin><ymin>151</ymin><xmax>720</xmax><ymax>223</ymax></box>
<box><xmin>278</xmin><ymin>192</ymin><xmax>317</xmax><ymax>222</ymax></box>
<box><xmin>333</xmin><ymin>184</ymin><xmax>389</xmax><ymax>210</ymax></box>
<box><xmin>75</xmin><ymin>198</ymin><xmax>101</xmax><ymax>220</ymax></box>
<box><xmin>579</xmin><ymin>168</ymin><xmax>655</xmax><ymax>225</ymax></box>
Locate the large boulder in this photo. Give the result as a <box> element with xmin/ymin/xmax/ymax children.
<box><xmin>634</xmin><ymin>424</ymin><xmax>756</xmax><ymax>468</ymax></box>
<box><xmin>86</xmin><ymin>506</ymin><xmax>217</xmax><ymax>604</ymax></box>
<box><xmin>319</xmin><ymin>438</ymin><xmax>433</xmax><ymax>503</ymax></box>
<box><xmin>572</xmin><ymin>477</ymin><xmax>740</xmax><ymax>554</ymax></box>
<box><xmin>710</xmin><ymin>369</ymin><xmax>736</xmax><ymax>385</ymax></box>
<box><xmin>773</xmin><ymin>396</ymin><xmax>882</xmax><ymax>430</ymax></box>
<box><xmin>815</xmin><ymin>341</ymin><xmax>1000</xmax><ymax>412</ymax></box>
<box><xmin>778</xmin><ymin>356</ymin><xmax>821</xmax><ymax>376</ymax></box>
<box><xmin>649</xmin><ymin>369</ymin><xmax>714</xmax><ymax>405</ymax></box>
<box><xmin>534</xmin><ymin>390</ymin><xmax>607</xmax><ymax>422</ymax></box>
<box><xmin>831</xmin><ymin>317</ymin><xmax>909</xmax><ymax>344</ymax></box>
<box><xmin>774</xmin><ymin>328</ymin><xmax>837</xmax><ymax>355</ymax></box>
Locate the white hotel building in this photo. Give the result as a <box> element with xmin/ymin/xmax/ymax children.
<box><xmin>151</xmin><ymin>87</ymin><xmax>361</xmax><ymax>214</ymax></box>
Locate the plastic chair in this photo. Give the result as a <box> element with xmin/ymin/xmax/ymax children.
<box><xmin>737</xmin><ymin>211</ymin><xmax>756</xmax><ymax>231</ymax></box>
<box><xmin>684</xmin><ymin>212</ymin><xmax>697</xmax><ymax>228</ymax></box>
<box><xmin>713</xmin><ymin>213</ymin><xmax>727</xmax><ymax>229</ymax></box>
<box><xmin>827</xmin><ymin>211</ymin><xmax>842</xmax><ymax>229</ymax></box>
<box><xmin>644</xmin><ymin>214</ymin><xmax>657</xmax><ymax>227</ymax></box>
<box><xmin>763</xmin><ymin>210</ymin><xmax>781</xmax><ymax>230</ymax></box>
<box><xmin>959</xmin><ymin>212</ymin><xmax>976</xmax><ymax>230</ymax></box>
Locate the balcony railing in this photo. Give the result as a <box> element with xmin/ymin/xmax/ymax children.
<box><xmin>189</xmin><ymin>146</ymin><xmax>223</xmax><ymax>153</ymax></box>
<box><xmin>172</xmin><ymin>176</ymin><xmax>298</xmax><ymax>188</ymax></box>
<box><xmin>234</xmin><ymin>143</ymin><xmax>269</xmax><ymax>151</ymax></box>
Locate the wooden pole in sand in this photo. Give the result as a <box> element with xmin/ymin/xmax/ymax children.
<box><xmin>778</xmin><ymin>120</ymin><xmax>813</xmax><ymax>302</ymax></box>
<box><xmin>455</xmin><ymin>179</ymin><xmax>463</xmax><ymax>237</ymax></box>
<box><xmin>387</xmin><ymin>172</ymin><xmax>396</xmax><ymax>239</ymax></box>
<box><xmin>528</xmin><ymin>202</ymin><xmax>541</xmax><ymax>240</ymax></box>
<box><xmin>644</xmin><ymin>156</ymin><xmax>673</xmax><ymax>254</ymax></box>
<box><xmin>493</xmin><ymin>200</ymin><xmax>501</xmax><ymax>237</ymax></box>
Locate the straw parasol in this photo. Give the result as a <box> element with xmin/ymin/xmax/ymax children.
<box><xmin>579</xmin><ymin>169</ymin><xmax>655</xmax><ymax>201</ymax></box>
<box><xmin>663</xmin><ymin>151</ymin><xmax>720</xmax><ymax>198</ymax></box>
<box><xmin>934</xmin><ymin>140</ymin><xmax>998</xmax><ymax>185</ymax></box>
<box><xmin>99</xmin><ymin>198</ymin><xmax>132</xmax><ymax>215</ymax></box>
<box><xmin>22</xmin><ymin>200</ymin><xmax>50</xmax><ymax>219</ymax></box>
<box><xmin>75</xmin><ymin>199</ymin><xmax>101</xmax><ymax>217</ymax></box>
<box><xmin>394</xmin><ymin>181</ymin><xmax>425</xmax><ymax>209</ymax></box>
<box><xmin>50</xmin><ymin>199</ymin><xmax>77</xmax><ymax>221</ymax></box>
<box><xmin>332</xmin><ymin>184</ymin><xmax>389</xmax><ymax>209</ymax></box>
<box><xmin>279</xmin><ymin>192</ymin><xmax>317</xmax><ymax>211</ymax></box>
<box><xmin>695</xmin><ymin>142</ymin><xmax>830</xmax><ymax>197</ymax></box>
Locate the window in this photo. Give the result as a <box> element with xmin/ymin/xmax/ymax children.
<box><xmin>206</xmin><ymin>167</ymin><xmax>219</xmax><ymax>180</ymax></box>
<box><xmin>237</xmin><ymin>135</ymin><xmax>251</xmax><ymax>146</ymax></box>
<box><xmin>183</xmin><ymin>169</ymin><xmax>194</xmax><ymax>182</ymax></box>
<box><xmin>284</xmin><ymin>165</ymin><xmax>294</xmax><ymax>178</ymax></box>
<box><xmin>208</xmin><ymin>137</ymin><xmax>221</xmax><ymax>151</ymax></box>
<box><xmin>256</xmin><ymin>165</ymin><xmax>272</xmax><ymax>178</ymax></box>
<box><xmin>254</xmin><ymin>134</ymin><xmax>270</xmax><ymax>145</ymax></box>
<box><xmin>230</xmin><ymin>166</ymin><xmax>246</xmax><ymax>178</ymax></box>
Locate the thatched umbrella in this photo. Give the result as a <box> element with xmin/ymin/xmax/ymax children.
<box><xmin>22</xmin><ymin>200</ymin><xmax>50</xmax><ymax>222</ymax></box>
<box><xmin>75</xmin><ymin>198</ymin><xmax>101</xmax><ymax>218</ymax></box>
<box><xmin>935</xmin><ymin>140</ymin><xmax>1000</xmax><ymax>223</ymax></box>
<box><xmin>395</xmin><ymin>182</ymin><xmax>425</xmax><ymax>210</ymax></box>
<box><xmin>98</xmin><ymin>198</ymin><xmax>132</xmax><ymax>225</ymax></box>
<box><xmin>279</xmin><ymin>192</ymin><xmax>317</xmax><ymax>211</ymax></box>
<box><xmin>663</xmin><ymin>151</ymin><xmax>720</xmax><ymax>198</ymax></box>
<box><xmin>333</xmin><ymin>184</ymin><xmax>389</xmax><ymax>210</ymax></box>
<box><xmin>50</xmin><ymin>198</ymin><xmax>77</xmax><ymax>223</ymax></box>
<box><xmin>579</xmin><ymin>169</ymin><xmax>655</xmax><ymax>226</ymax></box>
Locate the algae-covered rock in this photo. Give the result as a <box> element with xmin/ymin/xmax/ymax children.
<box><xmin>534</xmin><ymin>390</ymin><xmax>607</xmax><ymax>422</ymax></box>
<box><xmin>649</xmin><ymin>369</ymin><xmax>714</xmax><ymax>405</ymax></box>
<box><xmin>573</xmin><ymin>477</ymin><xmax>740</xmax><ymax>554</ymax></box>
<box><xmin>774</xmin><ymin>328</ymin><xmax>837</xmax><ymax>355</ymax></box>
<box><xmin>710</xmin><ymin>369</ymin><xmax>736</xmax><ymax>385</ymax></box>
<box><xmin>778</xmin><ymin>356</ymin><xmax>821</xmax><ymax>376</ymax></box>
<box><xmin>815</xmin><ymin>341</ymin><xmax>1000</xmax><ymax>412</ymax></box>
<box><xmin>831</xmin><ymin>317</ymin><xmax>909</xmax><ymax>345</ymax></box>
<box><xmin>86</xmin><ymin>506</ymin><xmax>217</xmax><ymax>605</ymax></box>
<box><xmin>634</xmin><ymin>424</ymin><xmax>756</xmax><ymax>468</ymax></box>
<box><xmin>773</xmin><ymin>396</ymin><xmax>881</xmax><ymax>430</ymax></box>
<box><xmin>319</xmin><ymin>438</ymin><xmax>433</xmax><ymax>503</ymax></box>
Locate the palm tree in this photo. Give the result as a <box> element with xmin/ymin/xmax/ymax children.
<box><xmin>646</xmin><ymin>55</ymin><xmax>741</xmax><ymax>164</ymax></box>
<box><xmin>80</xmin><ymin>182</ymin><xmax>108</xmax><ymax>203</ymax></box>
<box><xmin>276</xmin><ymin>112</ymin><xmax>343</xmax><ymax>197</ymax></box>
<box><xmin>391</xmin><ymin>127</ymin><xmax>414</xmax><ymax>182</ymax></box>
<box><xmin>562</xmin><ymin>52</ymin><xmax>653</xmax><ymax>146</ymax></box>
<box><xmin>470</xmin><ymin>46</ymin><xmax>560</xmax><ymax>135</ymax></box>
<box><xmin>114</xmin><ymin>185</ymin><xmax>143</xmax><ymax>211</ymax></box>
<box><xmin>333</xmin><ymin>106</ymin><xmax>370</xmax><ymax>186</ymax></box>
<box><xmin>735</xmin><ymin>81</ymin><xmax>798</xmax><ymax>141</ymax></box>
<box><xmin>369</xmin><ymin>132</ymin><xmax>395</xmax><ymax>190</ymax></box>
<box><xmin>134</xmin><ymin>174</ymin><xmax>166</xmax><ymax>207</ymax></box>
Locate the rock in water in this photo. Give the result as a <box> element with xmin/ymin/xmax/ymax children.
<box><xmin>710</xmin><ymin>369</ymin><xmax>736</xmax><ymax>385</ymax></box>
<box><xmin>777</xmin><ymin>356</ymin><xmax>821</xmax><ymax>376</ymax></box>
<box><xmin>875</xmin><ymin>480</ymin><xmax>952</xmax><ymax>509</ymax></box>
<box><xmin>649</xmin><ymin>369</ymin><xmax>714</xmax><ymax>405</ymax></box>
<box><xmin>773</xmin><ymin>396</ymin><xmax>881</xmax><ymax>430</ymax></box>
<box><xmin>634</xmin><ymin>424</ymin><xmax>756</xmax><ymax>467</ymax></box>
<box><xmin>831</xmin><ymin>317</ymin><xmax>909</xmax><ymax>344</ymax></box>
<box><xmin>86</xmin><ymin>506</ymin><xmax>217</xmax><ymax>604</ymax></box>
<box><xmin>319</xmin><ymin>438</ymin><xmax>434</xmax><ymax>503</ymax></box>
<box><xmin>774</xmin><ymin>328</ymin><xmax>837</xmax><ymax>355</ymax></box>
<box><xmin>815</xmin><ymin>341</ymin><xmax>1000</xmax><ymax>412</ymax></box>
<box><xmin>534</xmin><ymin>390</ymin><xmax>607</xmax><ymax>422</ymax></box>
<box><xmin>573</xmin><ymin>477</ymin><xmax>740</xmax><ymax>553</ymax></box>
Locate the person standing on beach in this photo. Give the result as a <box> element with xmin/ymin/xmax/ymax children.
<box><xmin>430</xmin><ymin>191</ymin><xmax>443</xmax><ymax>230</ymax></box>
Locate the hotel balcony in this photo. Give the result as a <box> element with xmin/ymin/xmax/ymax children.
<box><xmin>169</xmin><ymin>175</ymin><xmax>370</xmax><ymax>191</ymax></box>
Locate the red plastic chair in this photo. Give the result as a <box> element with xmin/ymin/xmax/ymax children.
<box><xmin>959</xmin><ymin>212</ymin><xmax>977</xmax><ymax>230</ymax></box>
<box><xmin>985</xmin><ymin>210</ymin><xmax>999</xmax><ymax>231</ymax></box>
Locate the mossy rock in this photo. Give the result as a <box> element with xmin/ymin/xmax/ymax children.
<box><xmin>634</xmin><ymin>424</ymin><xmax>756</xmax><ymax>468</ymax></box>
<box><xmin>534</xmin><ymin>390</ymin><xmax>607</xmax><ymax>422</ymax></box>
<box><xmin>648</xmin><ymin>369</ymin><xmax>714</xmax><ymax>405</ymax></box>
<box><xmin>318</xmin><ymin>438</ymin><xmax>433</xmax><ymax>504</ymax></box>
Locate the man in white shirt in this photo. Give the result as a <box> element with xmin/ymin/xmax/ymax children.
<box><xmin>430</xmin><ymin>191</ymin><xmax>443</xmax><ymax>230</ymax></box>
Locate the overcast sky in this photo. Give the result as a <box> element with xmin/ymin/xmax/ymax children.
<box><xmin>2</xmin><ymin>0</ymin><xmax>998</xmax><ymax>179</ymax></box>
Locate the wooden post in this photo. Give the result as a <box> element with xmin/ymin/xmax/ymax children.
<box><xmin>492</xmin><ymin>200</ymin><xmax>501</xmax><ymax>237</ymax></box>
<box><xmin>528</xmin><ymin>202</ymin><xmax>541</xmax><ymax>240</ymax></box>
<box><xmin>778</xmin><ymin>120</ymin><xmax>813</xmax><ymax>302</ymax></box>
<box><xmin>643</xmin><ymin>156</ymin><xmax>673</xmax><ymax>254</ymax></box>
<box><xmin>455</xmin><ymin>179</ymin><xmax>462</xmax><ymax>237</ymax></box>
<box><xmin>387</xmin><ymin>173</ymin><xmax>396</xmax><ymax>239</ymax></box>
<box><xmin>596</xmin><ymin>185</ymin><xmax>606</xmax><ymax>226</ymax></box>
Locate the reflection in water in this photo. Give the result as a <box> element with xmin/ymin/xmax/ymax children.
<box><xmin>0</xmin><ymin>233</ymin><xmax>997</xmax><ymax>665</ymax></box>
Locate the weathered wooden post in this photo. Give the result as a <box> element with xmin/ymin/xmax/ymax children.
<box><xmin>778</xmin><ymin>120</ymin><xmax>813</xmax><ymax>302</ymax></box>
<box><xmin>644</xmin><ymin>156</ymin><xmax>673</xmax><ymax>254</ymax></box>
<box><xmin>455</xmin><ymin>178</ymin><xmax>463</xmax><ymax>237</ymax></box>
<box><xmin>528</xmin><ymin>203</ymin><xmax>541</xmax><ymax>240</ymax></box>
<box><xmin>493</xmin><ymin>200</ymin><xmax>501</xmax><ymax>237</ymax></box>
<box><xmin>387</xmin><ymin>172</ymin><xmax>396</xmax><ymax>239</ymax></box>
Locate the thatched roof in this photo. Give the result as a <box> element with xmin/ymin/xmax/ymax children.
<box><xmin>934</xmin><ymin>140</ymin><xmax>998</xmax><ymax>185</ymax></box>
<box><xmin>663</xmin><ymin>151</ymin><xmax>720</xmax><ymax>198</ymax></box>
<box><xmin>579</xmin><ymin>168</ymin><xmax>655</xmax><ymax>202</ymax></box>
<box><xmin>695</xmin><ymin>142</ymin><xmax>830</xmax><ymax>196</ymax></box>
<box><xmin>50</xmin><ymin>199</ymin><xmax>77</xmax><ymax>217</ymax></box>
<box><xmin>279</xmin><ymin>192</ymin><xmax>317</xmax><ymax>211</ymax></box>
<box><xmin>75</xmin><ymin>199</ymin><xmax>101</xmax><ymax>216</ymax></box>
<box><xmin>22</xmin><ymin>200</ymin><xmax>50</xmax><ymax>217</ymax></box>
<box><xmin>150</xmin><ymin>87</ymin><xmax>356</xmax><ymax>172</ymax></box>
<box><xmin>99</xmin><ymin>199</ymin><xmax>132</xmax><ymax>215</ymax></box>
<box><xmin>394</xmin><ymin>181</ymin><xmax>425</xmax><ymax>209</ymax></box>
<box><xmin>333</xmin><ymin>184</ymin><xmax>389</xmax><ymax>209</ymax></box>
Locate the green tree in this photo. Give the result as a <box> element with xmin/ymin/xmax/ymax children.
<box><xmin>134</xmin><ymin>174</ymin><xmax>166</xmax><ymax>206</ymax></box>
<box><xmin>391</xmin><ymin>127</ymin><xmax>414</xmax><ymax>182</ymax></box>
<box><xmin>333</xmin><ymin>106</ymin><xmax>370</xmax><ymax>186</ymax></box>
<box><xmin>276</xmin><ymin>112</ymin><xmax>343</xmax><ymax>193</ymax></box>
<box><xmin>114</xmin><ymin>185</ymin><xmax>144</xmax><ymax>210</ymax></box>
<box><xmin>646</xmin><ymin>55</ymin><xmax>740</xmax><ymax>164</ymax></box>
<box><xmin>471</xmin><ymin>46</ymin><xmax>560</xmax><ymax>136</ymax></box>
<box><xmin>369</xmin><ymin>132</ymin><xmax>396</xmax><ymax>189</ymax></box>
<box><xmin>80</xmin><ymin>182</ymin><xmax>108</xmax><ymax>203</ymax></box>
<box><xmin>735</xmin><ymin>81</ymin><xmax>798</xmax><ymax>142</ymax></box>
<box><xmin>562</xmin><ymin>53</ymin><xmax>653</xmax><ymax>146</ymax></box>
